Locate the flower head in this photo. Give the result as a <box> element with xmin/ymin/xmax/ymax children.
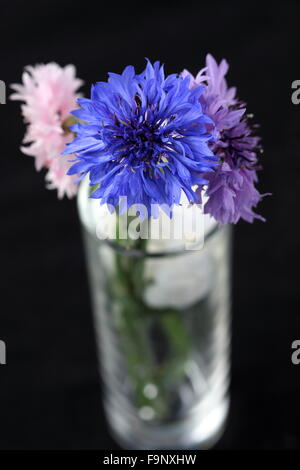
<box><xmin>63</xmin><ymin>60</ymin><xmax>217</xmax><ymax>215</ymax></box>
<box><xmin>183</xmin><ymin>54</ymin><xmax>266</xmax><ymax>224</ymax></box>
<box><xmin>11</xmin><ymin>63</ymin><xmax>83</xmax><ymax>198</ymax></box>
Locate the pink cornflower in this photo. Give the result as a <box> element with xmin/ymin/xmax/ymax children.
<box><xmin>11</xmin><ymin>63</ymin><xmax>83</xmax><ymax>198</ymax></box>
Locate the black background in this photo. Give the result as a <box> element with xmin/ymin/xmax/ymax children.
<box><xmin>0</xmin><ymin>0</ymin><xmax>300</xmax><ymax>450</ymax></box>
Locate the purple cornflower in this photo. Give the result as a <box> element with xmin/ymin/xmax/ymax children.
<box><xmin>183</xmin><ymin>54</ymin><xmax>265</xmax><ymax>224</ymax></box>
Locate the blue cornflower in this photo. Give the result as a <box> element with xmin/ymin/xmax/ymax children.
<box><xmin>63</xmin><ymin>60</ymin><xmax>218</xmax><ymax>215</ymax></box>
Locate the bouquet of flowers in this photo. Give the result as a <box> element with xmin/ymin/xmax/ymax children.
<box><xmin>12</xmin><ymin>56</ymin><xmax>267</xmax><ymax>448</ymax></box>
<box><xmin>12</xmin><ymin>56</ymin><xmax>265</xmax><ymax>223</ymax></box>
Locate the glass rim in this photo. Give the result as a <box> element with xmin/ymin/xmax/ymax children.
<box><xmin>98</xmin><ymin>222</ymin><xmax>222</xmax><ymax>259</ymax></box>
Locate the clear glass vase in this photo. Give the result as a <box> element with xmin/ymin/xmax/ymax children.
<box><xmin>78</xmin><ymin>178</ymin><xmax>231</xmax><ymax>450</ymax></box>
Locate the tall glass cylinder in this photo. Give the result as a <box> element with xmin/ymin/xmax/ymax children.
<box><xmin>78</xmin><ymin>178</ymin><xmax>231</xmax><ymax>450</ymax></box>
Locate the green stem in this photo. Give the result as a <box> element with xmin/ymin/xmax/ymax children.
<box><xmin>109</xmin><ymin>212</ymin><xmax>192</xmax><ymax>421</ymax></box>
